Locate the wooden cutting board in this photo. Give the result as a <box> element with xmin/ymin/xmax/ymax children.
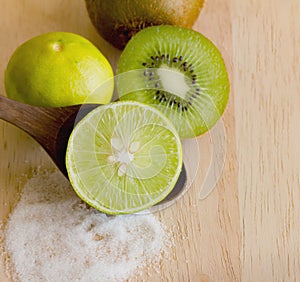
<box><xmin>1</xmin><ymin>0</ymin><xmax>299</xmax><ymax>281</ymax></box>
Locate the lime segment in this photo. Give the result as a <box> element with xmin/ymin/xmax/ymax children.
<box><xmin>66</xmin><ymin>101</ymin><xmax>182</xmax><ymax>214</ymax></box>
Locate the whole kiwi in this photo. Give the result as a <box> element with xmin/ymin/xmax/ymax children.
<box><xmin>85</xmin><ymin>0</ymin><xmax>204</xmax><ymax>49</ymax></box>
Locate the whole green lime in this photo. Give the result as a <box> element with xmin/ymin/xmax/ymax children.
<box><xmin>5</xmin><ymin>32</ymin><xmax>114</xmax><ymax>107</ymax></box>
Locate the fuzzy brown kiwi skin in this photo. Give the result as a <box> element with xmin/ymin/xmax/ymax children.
<box><xmin>85</xmin><ymin>0</ymin><xmax>205</xmax><ymax>50</ymax></box>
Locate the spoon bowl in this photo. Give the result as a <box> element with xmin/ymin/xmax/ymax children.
<box><xmin>0</xmin><ymin>95</ymin><xmax>187</xmax><ymax>209</ymax></box>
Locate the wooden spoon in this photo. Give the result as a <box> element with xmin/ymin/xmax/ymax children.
<box><xmin>0</xmin><ymin>95</ymin><xmax>187</xmax><ymax>207</ymax></box>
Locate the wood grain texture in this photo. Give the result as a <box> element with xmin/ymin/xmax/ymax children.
<box><xmin>0</xmin><ymin>0</ymin><xmax>299</xmax><ymax>281</ymax></box>
<box><xmin>232</xmin><ymin>0</ymin><xmax>300</xmax><ymax>281</ymax></box>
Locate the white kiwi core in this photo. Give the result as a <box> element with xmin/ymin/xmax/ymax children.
<box><xmin>157</xmin><ymin>64</ymin><xmax>190</xmax><ymax>100</ymax></box>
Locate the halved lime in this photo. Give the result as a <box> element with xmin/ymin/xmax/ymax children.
<box><xmin>66</xmin><ymin>101</ymin><xmax>182</xmax><ymax>214</ymax></box>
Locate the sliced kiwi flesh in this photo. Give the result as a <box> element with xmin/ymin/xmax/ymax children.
<box><xmin>116</xmin><ymin>25</ymin><xmax>230</xmax><ymax>138</ymax></box>
<box><xmin>85</xmin><ymin>0</ymin><xmax>204</xmax><ymax>49</ymax></box>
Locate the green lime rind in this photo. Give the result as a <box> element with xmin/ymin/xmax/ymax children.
<box><xmin>5</xmin><ymin>32</ymin><xmax>114</xmax><ymax>107</ymax></box>
<box><xmin>116</xmin><ymin>25</ymin><xmax>230</xmax><ymax>138</ymax></box>
<box><xmin>66</xmin><ymin>101</ymin><xmax>182</xmax><ymax>214</ymax></box>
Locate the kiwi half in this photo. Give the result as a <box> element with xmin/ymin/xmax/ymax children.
<box><xmin>116</xmin><ymin>25</ymin><xmax>230</xmax><ymax>138</ymax></box>
<box><xmin>85</xmin><ymin>0</ymin><xmax>204</xmax><ymax>49</ymax></box>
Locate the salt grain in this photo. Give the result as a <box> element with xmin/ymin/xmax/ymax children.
<box><xmin>1</xmin><ymin>171</ymin><xmax>171</xmax><ymax>282</ymax></box>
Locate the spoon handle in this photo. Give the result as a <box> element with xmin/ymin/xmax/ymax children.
<box><xmin>0</xmin><ymin>95</ymin><xmax>100</xmax><ymax>171</ymax></box>
<box><xmin>0</xmin><ymin>95</ymin><xmax>68</xmax><ymax>143</ymax></box>
<box><xmin>0</xmin><ymin>95</ymin><xmax>33</xmax><ymax>125</ymax></box>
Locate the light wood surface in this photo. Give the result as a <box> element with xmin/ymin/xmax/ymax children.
<box><xmin>0</xmin><ymin>0</ymin><xmax>299</xmax><ymax>281</ymax></box>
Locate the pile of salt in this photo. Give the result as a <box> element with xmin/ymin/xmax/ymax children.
<box><xmin>1</xmin><ymin>171</ymin><xmax>171</xmax><ymax>281</ymax></box>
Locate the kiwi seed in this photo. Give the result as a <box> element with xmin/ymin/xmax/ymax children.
<box><xmin>139</xmin><ymin>53</ymin><xmax>201</xmax><ymax>114</ymax></box>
